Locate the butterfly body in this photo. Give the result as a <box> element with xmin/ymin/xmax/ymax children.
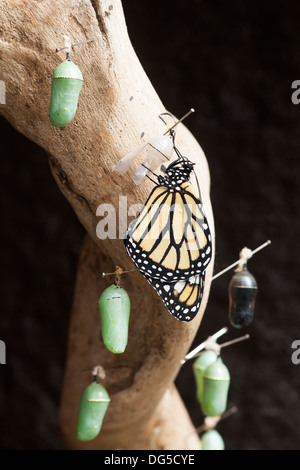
<box><xmin>125</xmin><ymin>157</ymin><xmax>212</xmax><ymax>321</ymax></box>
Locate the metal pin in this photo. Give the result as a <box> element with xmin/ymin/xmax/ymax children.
<box><xmin>102</xmin><ymin>266</ymin><xmax>138</xmax><ymax>286</ymax></box>
<box><xmin>212</xmin><ymin>240</ymin><xmax>271</xmax><ymax>281</ymax></box>
<box><xmin>182</xmin><ymin>329</ymin><xmax>249</xmax><ymax>364</ymax></box>
<box><xmin>102</xmin><ymin>267</ymin><xmax>138</xmax><ymax>278</ymax></box>
<box><xmin>163</xmin><ymin>108</ymin><xmax>195</xmax><ymax>135</ymax></box>
<box><xmin>56</xmin><ymin>38</ymin><xmax>93</xmax><ymax>53</ymax></box>
<box><xmin>218</xmin><ymin>334</ymin><xmax>250</xmax><ymax>350</ymax></box>
<box><xmin>181</xmin><ymin>327</ymin><xmax>228</xmax><ymax>364</ymax></box>
<box><xmin>196</xmin><ymin>406</ymin><xmax>238</xmax><ymax>433</ymax></box>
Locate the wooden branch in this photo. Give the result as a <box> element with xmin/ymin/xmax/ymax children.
<box><xmin>0</xmin><ymin>0</ymin><xmax>215</xmax><ymax>449</ymax></box>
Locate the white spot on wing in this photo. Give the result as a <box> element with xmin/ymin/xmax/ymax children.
<box><xmin>174</xmin><ymin>280</ymin><xmax>185</xmax><ymax>293</ymax></box>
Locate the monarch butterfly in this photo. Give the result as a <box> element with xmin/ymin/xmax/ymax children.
<box><xmin>124</xmin><ymin>142</ymin><xmax>212</xmax><ymax>322</ymax></box>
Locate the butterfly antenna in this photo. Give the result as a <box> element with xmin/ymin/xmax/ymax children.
<box><xmin>173</xmin><ymin>144</ymin><xmax>184</xmax><ymax>161</ymax></box>
<box><xmin>163</xmin><ymin>108</ymin><xmax>195</xmax><ymax>136</ymax></box>
<box><xmin>173</xmin><ymin>141</ymin><xmax>188</xmax><ymax>166</ymax></box>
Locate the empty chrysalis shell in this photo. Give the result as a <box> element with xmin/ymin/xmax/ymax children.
<box><xmin>228</xmin><ymin>264</ymin><xmax>258</xmax><ymax>328</ymax></box>
<box><xmin>193</xmin><ymin>350</ymin><xmax>218</xmax><ymax>404</ymax></box>
<box><xmin>49</xmin><ymin>59</ymin><xmax>83</xmax><ymax>127</ymax></box>
<box><xmin>76</xmin><ymin>381</ymin><xmax>110</xmax><ymax>441</ymax></box>
<box><xmin>98</xmin><ymin>284</ymin><xmax>131</xmax><ymax>354</ymax></box>
<box><xmin>114</xmin><ymin>134</ymin><xmax>173</xmax><ymax>185</ymax></box>
<box><xmin>201</xmin><ymin>429</ymin><xmax>225</xmax><ymax>450</ymax></box>
<box><xmin>201</xmin><ymin>357</ymin><xmax>230</xmax><ymax>417</ymax></box>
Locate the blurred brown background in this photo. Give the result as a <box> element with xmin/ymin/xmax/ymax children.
<box><xmin>0</xmin><ymin>0</ymin><xmax>299</xmax><ymax>449</ymax></box>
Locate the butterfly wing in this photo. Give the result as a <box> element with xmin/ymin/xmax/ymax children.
<box><xmin>124</xmin><ymin>178</ymin><xmax>212</xmax><ymax>321</ymax></box>
<box><xmin>125</xmin><ymin>181</ymin><xmax>212</xmax><ymax>282</ymax></box>
<box><xmin>145</xmin><ymin>272</ymin><xmax>205</xmax><ymax>322</ymax></box>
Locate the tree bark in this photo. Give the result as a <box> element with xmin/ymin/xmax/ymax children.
<box><xmin>0</xmin><ymin>0</ymin><xmax>215</xmax><ymax>449</ymax></box>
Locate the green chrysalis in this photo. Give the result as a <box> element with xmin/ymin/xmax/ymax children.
<box><xmin>76</xmin><ymin>380</ymin><xmax>110</xmax><ymax>442</ymax></box>
<box><xmin>193</xmin><ymin>350</ymin><xmax>218</xmax><ymax>404</ymax></box>
<box><xmin>201</xmin><ymin>429</ymin><xmax>225</xmax><ymax>450</ymax></box>
<box><xmin>98</xmin><ymin>284</ymin><xmax>131</xmax><ymax>354</ymax></box>
<box><xmin>49</xmin><ymin>58</ymin><xmax>83</xmax><ymax>127</ymax></box>
<box><xmin>201</xmin><ymin>357</ymin><xmax>230</xmax><ymax>417</ymax></box>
